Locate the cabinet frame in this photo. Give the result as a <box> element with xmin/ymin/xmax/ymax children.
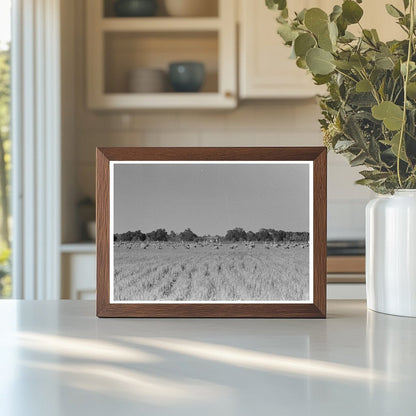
<box><xmin>238</xmin><ymin>0</ymin><xmax>325</xmax><ymax>99</ymax></box>
<box><xmin>86</xmin><ymin>0</ymin><xmax>237</xmax><ymax>109</ymax></box>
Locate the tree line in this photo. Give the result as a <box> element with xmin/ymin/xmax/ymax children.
<box><xmin>114</xmin><ymin>227</ymin><xmax>309</xmax><ymax>243</ymax></box>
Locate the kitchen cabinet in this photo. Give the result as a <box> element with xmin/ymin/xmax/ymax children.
<box><xmin>87</xmin><ymin>0</ymin><xmax>404</xmax><ymax>107</ymax></box>
<box><xmin>61</xmin><ymin>245</ymin><xmax>96</xmax><ymax>300</ymax></box>
<box><xmin>238</xmin><ymin>0</ymin><xmax>405</xmax><ymax>99</ymax></box>
<box><xmin>86</xmin><ymin>0</ymin><xmax>237</xmax><ymax>109</ymax></box>
<box><xmin>327</xmin><ymin>256</ymin><xmax>366</xmax><ymax>299</ymax></box>
<box><xmin>238</xmin><ymin>0</ymin><xmax>325</xmax><ymax>99</ymax></box>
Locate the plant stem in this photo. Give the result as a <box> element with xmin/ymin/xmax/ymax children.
<box><xmin>359</xmin><ymin>69</ymin><xmax>381</xmax><ymax>104</ymax></box>
<box><xmin>334</xmin><ymin>68</ymin><xmax>358</xmax><ymax>84</ymax></box>
<box><xmin>397</xmin><ymin>0</ymin><xmax>415</xmax><ymax>188</ymax></box>
<box><xmin>390</xmin><ymin>79</ymin><xmax>398</xmax><ymax>102</ymax></box>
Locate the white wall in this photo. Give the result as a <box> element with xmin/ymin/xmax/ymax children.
<box><xmin>63</xmin><ymin>0</ymin><xmax>374</xmax><ymax>243</ymax></box>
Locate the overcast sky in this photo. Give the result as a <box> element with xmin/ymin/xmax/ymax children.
<box><xmin>113</xmin><ymin>163</ymin><xmax>310</xmax><ymax>235</ymax></box>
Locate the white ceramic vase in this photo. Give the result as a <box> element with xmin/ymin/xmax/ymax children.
<box><xmin>366</xmin><ymin>190</ymin><xmax>416</xmax><ymax>317</ymax></box>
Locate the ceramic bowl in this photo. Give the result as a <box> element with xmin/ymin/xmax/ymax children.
<box><xmin>128</xmin><ymin>68</ymin><xmax>167</xmax><ymax>93</ymax></box>
<box><xmin>168</xmin><ymin>62</ymin><xmax>205</xmax><ymax>92</ymax></box>
<box><xmin>114</xmin><ymin>0</ymin><xmax>158</xmax><ymax>17</ymax></box>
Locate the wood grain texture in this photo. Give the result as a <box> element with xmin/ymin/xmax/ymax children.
<box><xmin>96</xmin><ymin>148</ymin><xmax>110</xmax><ymax>317</ymax></box>
<box><xmin>96</xmin><ymin>147</ymin><xmax>327</xmax><ymax>318</ymax></box>
<box><xmin>327</xmin><ymin>274</ymin><xmax>365</xmax><ymax>283</ymax></box>
<box><xmin>327</xmin><ymin>256</ymin><xmax>365</xmax><ymax>274</ymax></box>
<box><xmin>313</xmin><ymin>149</ymin><xmax>327</xmax><ymax>318</ymax></box>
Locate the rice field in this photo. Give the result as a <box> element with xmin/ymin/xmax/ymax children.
<box><xmin>113</xmin><ymin>242</ymin><xmax>310</xmax><ymax>302</ymax></box>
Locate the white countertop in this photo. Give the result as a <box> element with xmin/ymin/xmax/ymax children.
<box><xmin>0</xmin><ymin>300</ymin><xmax>415</xmax><ymax>415</ymax></box>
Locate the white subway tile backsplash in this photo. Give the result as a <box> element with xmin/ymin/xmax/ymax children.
<box><xmin>251</xmin><ymin>102</ymin><xmax>296</xmax><ymax>130</ymax></box>
<box><xmin>75</xmin><ymin>110</ymin><xmax>134</xmax><ymax>131</ymax></box>
<box><xmin>132</xmin><ymin>112</ymin><xmax>180</xmax><ymax>130</ymax></box>
<box><xmin>76</xmin><ymin>131</ymin><xmax>143</xmax><ymax>163</ymax></box>
<box><xmin>74</xmin><ymin>100</ymin><xmax>373</xmax><ymax>239</ymax></box>
<box><xmin>142</xmin><ymin>131</ymin><xmax>200</xmax><ymax>147</ymax></box>
<box><xmin>328</xmin><ymin>165</ymin><xmax>372</xmax><ymax>200</ymax></box>
<box><xmin>328</xmin><ymin>199</ymin><xmax>368</xmax><ymax>240</ymax></box>
<box><xmin>178</xmin><ymin>111</ymin><xmax>227</xmax><ymax>130</ymax></box>
<box><xmin>199</xmin><ymin>129</ymin><xmax>257</xmax><ymax>146</ymax></box>
<box><xmin>327</xmin><ymin>152</ymin><xmax>375</xmax><ymax>200</ymax></box>
<box><xmin>294</xmin><ymin>99</ymin><xmax>322</xmax><ymax>129</ymax></box>
<box><xmin>265</xmin><ymin>131</ymin><xmax>322</xmax><ymax>146</ymax></box>
<box><xmin>328</xmin><ymin>151</ymin><xmax>352</xmax><ymax>167</ymax></box>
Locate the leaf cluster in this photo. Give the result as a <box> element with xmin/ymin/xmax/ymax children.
<box><xmin>267</xmin><ymin>0</ymin><xmax>416</xmax><ymax>193</ymax></box>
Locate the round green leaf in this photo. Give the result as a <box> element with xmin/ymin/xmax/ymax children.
<box><xmin>383</xmin><ymin>133</ymin><xmax>408</xmax><ymax>162</ymax></box>
<box><xmin>339</xmin><ymin>31</ymin><xmax>356</xmax><ymax>42</ymax></box>
<box><xmin>333</xmin><ymin>60</ymin><xmax>353</xmax><ymax>70</ymax></box>
<box><xmin>330</xmin><ymin>5</ymin><xmax>342</xmax><ymax>22</ymax></box>
<box><xmin>371</xmin><ymin>101</ymin><xmax>404</xmax><ymax>131</ymax></box>
<box><xmin>375</xmin><ymin>56</ymin><xmax>395</xmax><ymax>70</ymax></box>
<box><xmin>350</xmin><ymin>54</ymin><xmax>368</xmax><ymax>70</ymax></box>
<box><xmin>336</xmin><ymin>15</ymin><xmax>348</xmax><ymax>36</ymax></box>
<box><xmin>328</xmin><ymin>21</ymin><xmax>338</xmax><ymax>43</ymax></box>
<box><xmin>318</xmin><ymin>29</ymin><xmax>333</xmax><ymax>52</ymax></box>
<box><xmin>294</xmin><ymin>33</ymin><xmax>316</xmax><ymax>57</ymax></box>
<box><xmin>296</xmin><ymin>57</ymin><xmax>308</xmax><ymax>69</ymax></box>
<box><xmin>313</xmin><ymin>74</ymin><xmax>332</xmax><ymax>85</ymax></box>
<box><xmin>306</xmin><ymin>48</ymin><xmax>336</xmax><ymax>75</ymax></box>
<box><xmin>318</xmin><ymin>22</ymin><xmax>338</xmax><ymax>52</ymax></box>
<box><xmin>304</xmin><ymin>8</ymin><xmax>329</xmax><ymax>35</ymax></box>
<box><xmin>277</xmin><ymin>23</ymin><xmax>298</xmax><ymax>43</ymax></box>
<box><xmin>356</xmin><ymin>79</ymin><xmax>372</xmax><ymax>92</ymax></box>
<box><xmin>407</xmin><ymin>82</ymin><xmax>416</xmax><ymax>99</ymax></box>
<box><xmin>385</xmin><ymin>4</ymin><xmax>403</xmax><ymax>18</ymax></box>
<box><xmin>296</xmin><ymin>8</ymin><xmax>307</xmax><ymax>23</ymax></box>
<box><xmin>342</xmin><ymin>0</ymin><xmax>364</xmax><ymax>24</ymax></box>
<box><xmin>266</xmin><ymin>0</ymin><xmax>287</xmax><ymax>11</ymax></box>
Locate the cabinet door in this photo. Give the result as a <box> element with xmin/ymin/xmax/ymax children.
<box><xmin>238</xmin><ymin>0</ymin><xmax>403</xmax><ymax>99</ymax></box>
<box><xmin>62</xmin><ymin>253</ymin><xmax>96</xmax><ymax>300</ymax></box>
<box><xmin>239</xmin><ymin>0</ymin><xmax>326</xmax><ymax>99</ymax></box>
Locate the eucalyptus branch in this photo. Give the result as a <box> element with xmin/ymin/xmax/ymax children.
<box><xmin>397</xmin><ymin>0</ymin><xmax>415</xmax><ymax>188</ymax></box>
<box><xmin>358</xmin><ymin>22</ymin><xmax>378</xmax><ymax>49</ymax></box>
<box><xmin>390</xmin><ymin>79</ymin><xmax>398</xmax><ymax>102</ymax></box>
<box><xmin>359</xmin><ymin>69</ymin><xmax>381</xmax><ymax>104</ymax></box>
<box><xmin>393</xmin><ymin>85</ymin><xmax>404</xmax><ymax>103</ymax></box>
<box><xmin>398</xmin><ymin>23</ymin><xmax>410</xmax><ymax>35</ymax></box>
<box><xmin>334</xmin><ymin>68</ymin><xmax>358</xmax><ymax>84</ymax></box>
<box><xmin>267</xmin><ymin>0</ymin><xmax>416</xmax><ymax>193</ymax></box>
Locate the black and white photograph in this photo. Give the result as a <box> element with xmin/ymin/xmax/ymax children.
<box><xmin>110</xmin><ymin>162</ymin><xmax>312</xmax><ymax>303</ymax></box>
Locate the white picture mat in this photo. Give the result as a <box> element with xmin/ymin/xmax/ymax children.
<box><xmin>109</xmin><ymin>161</ymin><xmax>314</xmax><ymax>304</ymax></box>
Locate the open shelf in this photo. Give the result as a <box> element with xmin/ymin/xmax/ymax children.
<box><xmin>91</xmin><ymin>92</ymin><xmax>234</xmax><ymax>109</ymax></box>
<box><xmin>87</xmin><ymin>0</ymin><xmax>236</xmax><ymax>109</ymax></box>
<box><xmin>102</xmin><ymin>17</ymin><xmax>221</xmax><ymax>32</ymax></box>
<box><xmin>103</xmin><ymin>0</ymin><xmax>219</xmax><ymax>18</ymax></box>
<box><xmin>61</xmin><ymin>243</ymin><xmax>96</xmax><ymax>254</ymax></box>
<box><xmin>104</xmin><ymin>31</ymin><xmax>218</xmax><ymax>94</ymax></box>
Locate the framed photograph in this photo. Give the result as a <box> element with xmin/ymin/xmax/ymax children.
<box><xmin>96</xmin><ymin>147</ymin><xmax>327</xmax><ymax>318</ymax></box>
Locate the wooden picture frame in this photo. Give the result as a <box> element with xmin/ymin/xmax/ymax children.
<box><xmin>96</xmin><ymin>147</ymin><xmax>327</xmax><ymax>318</ymax></box>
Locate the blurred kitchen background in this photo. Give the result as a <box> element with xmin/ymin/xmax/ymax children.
<box><xmin>2</xmin><ymin>0</ymin><xmax>403</xmax><ymax>300</ymax></box>
<box><xmin>61</xmin><ymin>0</ymin><xmax>404</xmax><ymax>300</ymax></box>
